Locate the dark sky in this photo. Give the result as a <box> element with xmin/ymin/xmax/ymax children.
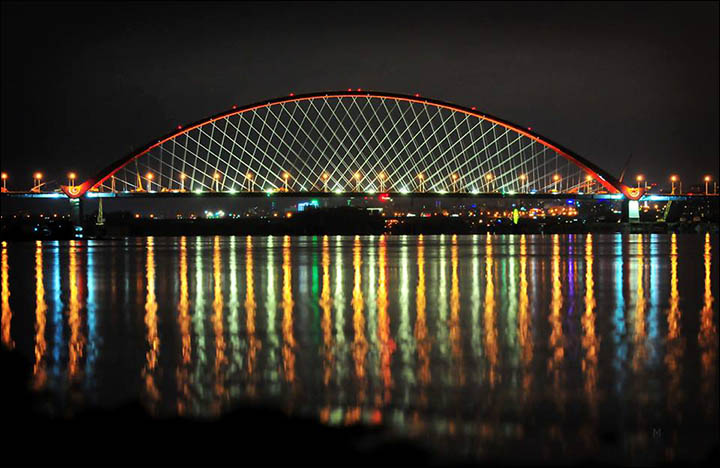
<box><xmin>2</xmin><ymin>1</ymin><xmax>718</xmax><ymax>189</ymax></box>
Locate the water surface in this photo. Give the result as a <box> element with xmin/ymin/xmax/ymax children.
<box><xmin>1</xmin><ymin>234</ymin><xmax>718</xmax><ymax>464</ymax></box>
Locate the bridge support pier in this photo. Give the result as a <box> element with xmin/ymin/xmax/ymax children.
<box><xmin>621</xmin><ymin>198</ymin><xmax>640</xmax><ymax>223</ymax></box>
<box><xmin>69</xmin><ymin>197</ymin><xmax>84</xmax><ymax>230</ymax></box>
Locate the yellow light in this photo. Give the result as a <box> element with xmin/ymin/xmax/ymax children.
<box><xmin>519</xmin><ymin>174</ymin><xmax>526</xmax><ymax>180</ymax></box>
<box><xmin>636</xmin><ymin>174</ymin><xmax>644</xmax><ymax>182</ymax></box>
<box><xmin>246</xmin><ymin>172</ymin><xmax>253</xmax><ymax>179</ymax></box>
<box><xmin>214</xmin><ymin>173</ymin><xmax>220</xmax><ymax>179</ymax></box>
<box><xmin>180</xmin><ymin>173</ymin><xmax>186</xmax><ymax>180</ymax></box>
<box><xmin>670</xmin><ymin>175</ymin><xmax>677</xmax><ymax>182</ymax></box>
<box><xmin>283</xmin><ymin>172</ymin><xmax>290</xmax><ymax>180</ymax></box>
<box><xmin>586</xmin><ymin>175</ymin><xmax>592</xmax><ymax>181</ymax></box>
<box><xmin>68</xmin><ymin>172</ymin><xmax>76</xmax><ymax>180</ymax></box>
<box><xmin>34</xmin><ymin>172</ymin><xmax>43</xmax><ymax>180</ymax></box>
<box><xmin>705</xmin><ymin>175</ymin><xmax>712</xmax><ymax>182</ymax></box>
<box><xmin>322</xmin><ymin>173</ymin><xmax>329</xmax><ymax>180</ymax></box>
<box><xmin>452</xmin><ymin>173</ymin><xmax>458</xmax><ymax>180</ymax></box>
<box><xmin>379</xmin><ymin>172</ymin><xmax>385</xmax><ymax>180</ymax></box>
<box><xmin>418</xmin><ymin>173</ymin><xmax>424</xmax><ymax>180</ymax></box>
<box><xmin>486</xmin><ymin>173</ymin><xmax>493</xmax><ymax>180</ymax></box>
<box><xmin>146</xmin><ymin>172</ymin><xmax>153</xmax><ymax>180</ymax></box>
<box><xmin>1</xmin><ymin>173</ymin><xmax>7</xmax><ymax>180</ymax></box>
<box><xmin>553</xmin><ymin>174</ymin><xmax>560</xmax><ymax>181</ymax></box>
<box><xmin>355</xmin><ymin>172</ymin><xmax>361</xmax><ymax>180</ymax></box>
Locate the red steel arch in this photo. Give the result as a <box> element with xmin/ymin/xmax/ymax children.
<box><xmin>62</xmin><ymin>90</ymin><xmax>642</xmax><ymax>199</ymax></box>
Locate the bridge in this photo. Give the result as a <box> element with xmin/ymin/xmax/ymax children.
<box><xmin>1</xmin><ymin>90</ymin><xmax>715</xmax><ymax>217</ymax></box>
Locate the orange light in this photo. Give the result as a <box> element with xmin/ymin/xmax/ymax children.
<box><xmin>636</xmin><ymin>174</ymin><xmax>644</xmax><ymax>182</ymax></box>
<box><xmin>322</xmin><ymin>173</ymin><xmax>329</xmax><ymax>180</ymax></box>
<box><xmin>586</xmin><ymin>175</ymin><xmax>592</xmax><ymax>181</ymax></box>
<box><xmin>1</xmin><ymin>173</ymin><xmax>7</xmax><ymax>180</ymax></box>
<box><xmin>519</xmin><ymin>173</ymin><xmax>527</xmax><ymax>180</ymax></box>
<box><xmin>704</xmin><ymin>175</ymin><xmax>712</xmax><ymax>182</ymax></box>
<box><xmin>553</xmin><ymin>174</ymin><xmax>560</xmax><ymax>181</ymax></box>
<box><xmin>214</xmin><ymin>173</ymin><xmax>220</xmax><ymax>179</ymax></box>
<box><xmin>146</xmin><ymin>172</ymin><xmax>153</xmax><ymax>180</ymax></box>
<box><xmin>670</xmin><ymin>175</ymin><xmax>677</xmax><ymax>182</ymax></box>
<box><xmin>283</xmin><ymin>172</ymin><xmax>290</xmax><ymax>180</ymax></box>
<box><xmin>379</xmin><ymin>172</ymin><xmax>385</xmax><ymax>180</ymax></box>
<box><xmin>180</xmin><ymin>173</ymin><xmax>186</xmax><ymax>180</ymax></box>
<box><xmin>355</xmin><ymin>172</ymin><xmax>361</xmax><ymax>180</ymax></box>
<box><xmin>68</xmin><ymin>172</ymin><xmax>76</xmax><ymax>180</ymax></box>
<box><xmin>34</xmin><ymin>172</ymin><xmax>42</xmax><ymax>180</ymax></box>
<box><xmin>486</xmin><ymin>173</ymin><xmax>493</xmax><ymax>180</ymax></box>
<box><xmin>418</xmin><ymin>173</ymin><xmax>424</xmax><ymax>180</ymax></box>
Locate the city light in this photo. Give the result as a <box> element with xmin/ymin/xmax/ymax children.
<box><xmin>146</xmin><ymin>172</ymin><xmax>153</xmax><ymax>192</ymax></box>
<box><xmin>670</xmin><ymin>175</ymin><xmax>679</xmax><ymax>195</ymax></box>
<box><xmin>68</xmin><ymin>172</ymin><xmax>76</xmax><ymax>187</ymax></box>
<box><xmin>1</xmin><ymin>172</ymin><xmax>7</xmax><ymax>191</ymax></box>
<box><xmin>705</xmin><ymin>175</ymin><xmax>712</xmax><ymax>195</ymax></box>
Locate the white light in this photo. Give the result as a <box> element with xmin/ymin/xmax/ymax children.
<box><xmin>437</xmin><ymin>190</ymin><xmax>447</xmax><ymax>194</ymax></box>
<box><xmin>194</xmin><ymin>189</ymin><xmax>203</xmax><ymax>194</ymax></box>
<box><xmin>399</xmin><ymin>187</ymin><xmax>409</xmax><ymax>194</ymax></box>
<box><xmin>334</xmin><ymin>189</ymin><xmax>343</xmax><ymax>194</ymax></box>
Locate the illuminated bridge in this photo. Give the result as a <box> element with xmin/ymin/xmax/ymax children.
<box><xmin>30</xmin><ymin>90</ymin><xmax>644</xmax><ymax>201</ymax></box>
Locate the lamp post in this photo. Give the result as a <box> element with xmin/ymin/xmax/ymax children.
<box><xmin>214</xmin><ymin>172</ymin><xmax>221</xmax><ymax>192</ymax></box>
<box><xmin>451</xmin><ymin>173</ymin><xmax>458</xmax><ymax>193</ymax></box>
<box><xmin>354</xmin><ymin>172</ymin><xmax>361</xmax><ymax>192</ymax></box>
<box><xmin>636</xmin><ymin>174</ymin><xmax>644</xmax><ymax>190</ymax></box>
<box><xmin>553</xmin><ymin>174</ymin><xmax>561</xmax><ymax>192</ymax></box>
<box><xmin>705</xmin><ymin>175</ymin><xmax>712</xmax><ymax>195</ymax></box>
<box><xmin>519</xmin><ymin>173</ymin><xmax>527</xmax><ymax>192</ymax></box>
<box><xmin>68</xmin><ymin>172</ymin><xmax>76</xmax><ymax>187</ymax></box>
<box><xmin>585</xmin><ymin>175</ymin><xmax>593</xmax><ymax>192</ymax></box>
<box><xmin>378</xmin><ymin>172</ymin><xmax>386</xmax><ymax>192</ymax></box>
<box><xmin>322</xmin><ymin>172</ymin><xmax>329</xmax><ymax>192</ymax></box>
<box><xmin>1</xmin><ymin>172</ymin><xmax>7</xmax><ymax>190</ymax></box>
<box><xmin>283</xmin><ymin>172</ymin><xmax>290</xmax><ymax>191</ymax></box>
<box><xmin>246</xmin><ymin>172</ymin><xmax>254</xmax><ymax>192</ymax></box>
<box><xmin>418</xmin><ymin>173</ymin><xmax>425</xmax><ymax>192</ymax></box>
<box><xmin>670</xmin><ymin>175</ymin><xmax>678</xmax><ymax>195</ymax></box>
<box><xmin>34</xmin><ymin>172</ymin><xmax>43</xmax><ymax>191</ymax></box>
<box><xmin>146</xmin><ymin>172</ymin><xmax>153</xmax><ymax>192</ymax></box>
<box><xmin>486</xmin><ymin>173</ymin><xmax>494</xmax><ymax>192</ymax></box>
<box><xmin>180</xmin><ymin>173</ymin><xmax>186</xmax><ymax>191</ymax></box>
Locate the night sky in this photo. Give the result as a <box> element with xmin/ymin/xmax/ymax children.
<box><xmin>1</xmin><ymin>1</ymin><xmax>718</xmax><ymax>190</ymax></box>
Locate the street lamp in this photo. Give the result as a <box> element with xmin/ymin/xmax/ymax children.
<box><xmin>214</xmin><ymin>172</ymin><xmax>221</xmax><ymax>192</ymax></box>
<box><xmin>670</xmin><ymin>175</ymin><xmax>678</xmax><ymax>195</ymax></box>
<box><xmin>146</xmin><ymin>172</ymin><xmax>154</xmax><ymax>192</ymax></box>
<box><xmin>378</xmin><ymin>172</ymin><xmax>386</xmax><ymax>192</ymax></box>
<box><xmin>636</xmin><ymin>174</ymin><xmax>644</xmax><ymax>190</ymax></box>
<box><xmin>519</xmin><ymin>173</ymin><xmax>527</xmax><ymax>192</ymax></box>
<box><xmin>33</xmin><ymin>172</ymin><xmax>43</xmax><ymax>191</ymax></box>
<box><xmin>585</xmin><ymin>174</ymin><xmax>593</xmax><ymax>192</ymax></box>
<box><xmin>180</xmin><ymin>173</ymin><xmax>186</xmax><ymax>191</ymax></box>
<box><xmin>451</xmin><ymin>173</ymin><xmax>459</xmax><ymax>192</ymax></box>
<box><xmin>246</xmin><ymin>172</ymin><xmax>254</xmax><ymax>192</ymax></box>
<box><xmin>1</xmin><ymin>172</ymin><xmax>7</xmax><ymax>190</ymax></box>
<box><xmin>485</xmin><ymin>173</ymin><xmax>494</xmax><ymax>192</ymax></box>
<box><xmin>418</xmin><ymin>173</ymin><xmax>425</xmax><ymax>192</ymax></box>
<box><xmin>68</xmin><ymin>172</ymin><xmax>76</xmax><ymax>187</ymax></box>
<box><xmin>354</xmin><ymin>172</ymin><xmax>361</xmax><ymax>191</ymax></box>
<box><xmin>322</xmin><ymin>172</ymin><xmax>330</xmax><ymax>192</ymax></box>
<box><xmin>283</xmin><ymin>172</ymin><xmax>290</xmax><ymax>191</ymax></box>
<box><xmin>553</xmin><ymin>173</ymin><xmax>561</xmax><ymax>192</ymax></box>
<box><xmin>705</xmin><ymin>175</ymin><xmax>712</xmax><ymax>195</ymax></box>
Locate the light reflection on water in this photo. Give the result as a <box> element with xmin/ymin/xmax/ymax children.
<box><xmin>2</xmin><ymin>233</ymin><xmax>718</xmax><ymax>463</ymax></box>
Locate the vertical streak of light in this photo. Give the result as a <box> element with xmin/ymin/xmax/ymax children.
<box><xmin>320</xmin><ymin>236</ymin><xmax>333</xmax><ymax>386</ymax></box>
<box><xmin>194</xmin><ymin>237</ymin><xmax>207</xmax><ymax>404</ymax></box>
<box><xmin>282</xmin><ymin>236</ymin><xmax>296</xmax><ymax>384</ymax></box>
<box><xmin>377</xmin><ymin>235</ymin><xmax>394</xmax><ymax>405</ymax></box>
<box><xmin>632</xmin><ymin>235</ymin><xmax>647</xmax><ymax>372</ymax></box>
<box><xmin>471</xmin><ymin>236</ymin><xmax>482</xmax><ymax>385</ymax></box>
<box><xmin>548</xmin><ymin>234</ymin><xmax>564</xmax><ymax>408</ymax></box>
<box><xmin>333</xmin><ymin>236</ymin><xmax>347</xmax><ymax>394</ymax></box>
<box><xmin>582</xmin><ymin>234</ymin><xmax>598</xmax><ymax>417</ymax></box>
<box><xmin>351</xmin><ymin>236</ymin><xmax>368</xmax><ymax>406</ymax></box>
<box><xmin>143</xmin><ymin>237</ymin><xmax>160</xmax><ymax>407</ymax></box>
<box><xmin>665</xmin><ymin>233</ymin><xmax>683</xmax><ymax>421</ymax></box>
<box><xmin>485</xmin><ymin>234</ymin><xmax>498</xmax><ymax>387</ymax></box>
<box><xmin>212</xmin><ymin>236</ymin><xmax>226</xmax><ymax>408</ymax></box>
<box><xmin>265</xmin><ymin>236</ymin><xmax>279</xmax><ymax>389</ymax></box>
<box><xmin>227</xmin><ymin>236</ymin><xmax>240</xmax><ymax>396</ymax></box>
<box><xmin>68</xmin><ymin>240</ymin><xmax>84</xmax><ymax>381</ymax></box>
<box><xmin>449</xmin><ymin>234</ymin><xmax>464</xmax><ymax>385</ymax></box>
<box><xmin>518</xmin><ymin>235</ymin><xmax>532</xmax><ymax>399</ymax></box>
<box><xmin>33</xmin><ymin>241</ymin><xmax>47</xmax><ymax>389</ymax></box>
<box><xmin>613</xmin><ymin>234</ymin><xmax>627</xmax><ymax>395</ymax></box>
<box><xmin>51</xmin><ymin>243</ymin><xmax>62</xmax><ymax>383</ymax></box>
<box><xmin>437</xmin><ymin>236</ymin><xmax>449</xmax><ymax>384</ymax></box>
<box><xmin>177</xmin><ymin>236</ymin><xmax>191</xmax><ymax>415</ymax></box>
<box><xmin>245</xmin><ymin>236</ymin><xmax>260</xmax><ymax>385</ymax></box>
<box><xmin>1</xmin><ymin>241</ymin><xmax>12</xmax><ymax>350</ymax></box>
<box><xmin>85</xmin><ymin>241</ymin><xmax>98</xmax><ymax>396</ymax></box>
<box><xmin>398</xmin><ymin>236</ymin><xmax>415</xmax><ymax>403</ymax></box>
<box><xmin>415</xmin><ymin>235</ymin><xmax>430</xmax><ymax>393</ymax></box>
<box><xmin>698</xmin><ymin>232</ymin><xmax>717</xmax><ymax>407</ymax></box>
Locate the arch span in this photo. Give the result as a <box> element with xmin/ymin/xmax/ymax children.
<box><xmin>63</xmin><ymin>90</ymin><xmax>641</xmax><ymax>199</ymax></box>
